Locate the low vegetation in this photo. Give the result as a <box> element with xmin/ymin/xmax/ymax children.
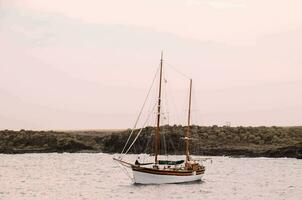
<box><xmin>0</xmin><ymin>125</ymin><xmax>301</xmax><ymax>158</ymax></box>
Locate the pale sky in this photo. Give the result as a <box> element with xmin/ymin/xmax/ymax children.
<box><xmin>0</xmin><ymin>0</ymin><xmax>301</xmax><ymax>130</ymax></box>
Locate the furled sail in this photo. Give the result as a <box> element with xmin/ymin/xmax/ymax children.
<box><xmin>158</xmin><ymin>160</ymin><xmax>184</xmax><ymax>165</ymax></box>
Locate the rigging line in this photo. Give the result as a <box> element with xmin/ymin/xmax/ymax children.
<box><xmin>163</xmin><ymin>61</ymin><xmax>191</xmax><ymax>80</ymax></box>
<box><xmin>124</xmin><ymin>102</ymin><xmax>157</xmax><ymax>155</ymax></box>
<box><xmin>116</xmin><ymin>162</ymin><xmax>133</xmax><ymax>181</ymax></box>
<box><xmin>143</xmin><ymin>134</ymin><xmax>151</xmax><ymax>154</ymax></box>
<box><xmin>124</xmin><ymin>102</ymin><xmax>156</xmax><ymax>155</ymax></box>
<box><xmin>163</xmin><ymin>68</ymin><xmax>170</xmax><ymax>125</ymax></box>
<box><xmin>162</xmin><ymin>68</ymin><xmax>168</xmax><ymax>157</ymax></box>
<box><xmin>162</xmin><ymin>128</ymin><xmax>168</xmax><ymax>157</ymax></box>
<box><xmin>142</xmin><ymin>100</ymin><xmax>158</xmax><ymax>154</ymax></box>
<box><xmin>167</xmin><ymin>82</ymin><xmax>181</xmax><ymax>124</ymax></box>
<box><xmin>121</xmin><ymin>66</ymin><xmax>160</xmax><ymax>155</ymax></box>
<box><xmin>191</xmin><ymin>85</ymin><xmax>199</xmax><ymax>125</ymax></box>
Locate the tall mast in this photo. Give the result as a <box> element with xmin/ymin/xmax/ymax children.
<box><xmin>185</xmin><ymin>79</ymin><xmax>192</xmax><ymax>162</ymax></box>
<box><xmin>155</xmin><ymin>51</ymin><xmax>163</xmax><ymax>164</ymax></box>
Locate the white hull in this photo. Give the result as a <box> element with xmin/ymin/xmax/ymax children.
<box><xmin>132</xmin><ymin>170</ymin><xmax>203</xmax><ymax>184</ymax></box>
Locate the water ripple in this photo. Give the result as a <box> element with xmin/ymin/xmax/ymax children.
<box><xmin>0</xmin><ymin>153</ymin><xmax>301</xmax><ymax>200</ymax></box>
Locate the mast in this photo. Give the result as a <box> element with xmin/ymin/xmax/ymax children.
<box><xmin>185</xmin><ymin>79</ymin><xmax>192</xmax><ymax>162</ymax></box>
<box><xmin>155</xmin><ymin>51</ymin><xmax>163</xmax><ymax>164</ymax></box>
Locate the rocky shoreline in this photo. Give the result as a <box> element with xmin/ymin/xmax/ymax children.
<box><xmin>0</xmin><ymin>125</ymin><xmax>301</xmax><ymax>158</ymax></box>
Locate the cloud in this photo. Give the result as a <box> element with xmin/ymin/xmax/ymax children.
<box><xmin>186</xmin><ymin>0</ymin><xmax>245</xmax><ymax>8</ymax></box>
<box><xmin>0</xmin><ymin>5</ymin><xmax>301</xmax><ymax>129</ymax></box>
<box><xmin>2</xmin><ymin>0</ymin><xmax>302</xmax><ymax>45</ymax></box>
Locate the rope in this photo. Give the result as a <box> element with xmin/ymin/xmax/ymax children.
<box><xmin>121</xmin><ymin>66</ymin><xmax>159</xmax><ymax>155</ymax></box>
<box><xmin>124</xmin><ymin>102</ymin><xmax>157</xmax><ymax>155</ymax></box>
<box><xmin>163</xmin><ymin>67</ymin><xmax>170</xmax><ymax>125</ymax></box>
<box><xmin>162</xmin><ymin>68</ymin><xmax>168</xmax><ymax>158</ymax></box>
<box><xmin>116</xmin><ymin>161</ymin><xmax>134</xmax><ymax>181</ymax></box>
<box><xmin>162</xmin><ymin>128</ymin><xmax>168</xmax><ymax>158</ymax></box>
<box><xmin>164</xmin><ymin>61</ymin><xmax>191</xmax><ymax>80</ymax></box>
<box><xmin>121</xmin><ymin>61</ymin><xmax>191</xmax><ymax>156</ymax></box>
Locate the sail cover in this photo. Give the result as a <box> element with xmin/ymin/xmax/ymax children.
<box><xmin>158</xmin><ymin>160</ymin><xmax>184</xmax><ymax>165</ymax></box>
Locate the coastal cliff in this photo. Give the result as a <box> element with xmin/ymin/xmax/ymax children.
<box><xmin>0</xmin><ymin>125</ymin><xmax>301</xmax><ymax>158</ymax></box>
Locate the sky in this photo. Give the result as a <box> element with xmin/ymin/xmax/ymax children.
<box><xmin>0</xmin><ymin>0</ymin><xmax>301</xmax><ymax>130</ymax></box>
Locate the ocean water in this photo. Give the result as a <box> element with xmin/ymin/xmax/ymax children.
<box><xmin>0</xmin><ymin>153</ymin><xmax>301</xmax><ymax>200</ymax></box>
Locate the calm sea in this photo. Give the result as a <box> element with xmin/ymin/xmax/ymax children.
<box><xmin>0</xmin><ymin>153</ymin><xmax>301</xmax><ymax>200</ymax></box>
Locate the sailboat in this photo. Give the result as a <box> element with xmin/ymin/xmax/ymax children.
<box><xmin>114</xmin><ymin>52</ymin><xmax>205</xmax><ymax>184</ymax></box>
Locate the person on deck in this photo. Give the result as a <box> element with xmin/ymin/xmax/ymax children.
<box><xmin>135</xmin><ymin>160</ymin><xmax>140</xmax><ymax>166</ymax></box>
